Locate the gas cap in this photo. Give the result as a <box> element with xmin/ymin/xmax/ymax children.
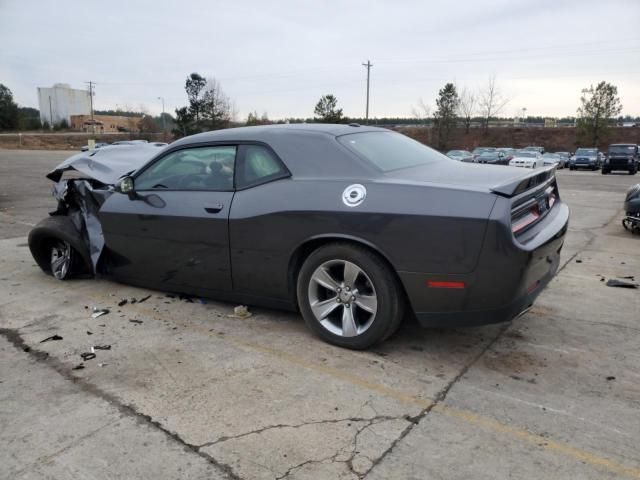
<box><xmin>342</xmin><ymin>184</ymin><xmax>366</xmax><ymax>207</ymax></box>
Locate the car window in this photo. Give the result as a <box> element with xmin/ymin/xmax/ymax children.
<box><xmin>236</xmin><ymin>145</ymin><xmax>288</xmax><ymax>188</ymax></box>
<box><xmin>135</xmin><ymin>146</ymin><xmax>236</xmax><ymax>191</ymax></box>
<box><xmin>338</xmin><ymin>131</ymin><xmax>446</xmax><ymax>171</ymax></box>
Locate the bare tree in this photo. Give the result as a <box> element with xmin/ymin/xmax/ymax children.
<box><xmin>478</xmin><ymin>75</ymin><xmax>508</xmax><ymax>131</ymax></box>
<box><xmin>457</xmin><ymin>87</ymin><xmax>476</xmax><ymax>133</ymax></box>
<box><xmin>411</xmin><ymin>98</ymin><xmax>431</xmax><ymax>125</ymax></box>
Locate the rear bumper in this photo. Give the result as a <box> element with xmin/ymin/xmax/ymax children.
<box><xmin>399</xmin><ymin>201</ymin><xmax>569</xmax><ymax>328</ymax></box>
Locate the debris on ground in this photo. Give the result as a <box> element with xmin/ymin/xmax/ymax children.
<box><xmin>80</xmin><ymin>352</ymin><xmax>96</xmax><ymax>361</ymax></box>
<box><xmin>86</xmin><ymin>331</ymin><xmax>93</xmax><ymax>335</ymax></box>
<box><xmin>72</xmin><ymin>364</ymin><xmax>85</xmax><ymax>370</ymax></box>
<box><xmin>229</xmin><ymin>305</ymin><xmax>252</xmax><ymax>319</ymax></box>
<box><xmin>605</xmin><ymin>279</ymin><xmax>639</xmax><ymax>289</ymax></box>
<box><xmin>91</xmin><ymin>345</ymin><xmax>111</xmax><ymax>351</ymax></box>
<box><xmin>619</xmin><ymin>275</ymin><xmax>635</xmax><ymax>281</ymax></box>
<box><xmin>98</xmin><ymin>363</ymin><xmax>107</xmax><ymax>367</ymax></box>
<box><xmin>129</xmin><ymin>319</ymin><xmax>143</xmax><ymax>324</ymax></box>
<box><xmin>39</xmin><ymin>334</ymin><xmax>63</xmax><ymax>343</ymax></box>
<box><xmin>130</xmin><ymin>297</ymin><xmax>137</xmax><ymax>304</ymax></box>
<box><xmin>138</xmin><ymin>295</ymin><xmax>151</xmax><ymax>303</ymax></box>
<box><xmin>606</xmin><ymin>376</ymin><xmax>616</xmax><ymax>381</ymax></box>
<box><xmin>91</xmin><ymin>307</ymin><xmax>110</xmax><ymax>319</ymax></box>
<box><xmin>575</xmin><ymin>259</ymin><xmax>583</xmax><ymax>263</ymax></box>
<box><xmin>117</xmin><ymin>299</ymin><xmax>128</xmax><ymax>307</ymax></box>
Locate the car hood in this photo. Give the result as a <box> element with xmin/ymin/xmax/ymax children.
<box><xmin>47</xmin><ymin>144</ymin><xmax>166</xmax><ymax>184</ymax></box>
<box><xmin>381</xmin><ymin>159</ymin><xmax>554</xmax><ymax>197</ymax></box>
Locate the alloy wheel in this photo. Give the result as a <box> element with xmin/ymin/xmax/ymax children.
<box><xmin>50</xmin><ymin>240</ymin><xmax>72</xmax><ymax>280</ymax></box>
<box><xmin>307</xmin><ymin>259</ymin><xmax>377</xmax><ymax>337</ymax></box>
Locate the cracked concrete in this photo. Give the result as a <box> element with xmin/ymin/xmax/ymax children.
<box><xmin>2</xmin><ymin>150</ymin><xmax>640</xmax><ymax>479</ymax></box>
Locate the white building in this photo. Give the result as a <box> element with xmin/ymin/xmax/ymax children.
<box><xmin>37</xmin><ymin>83</ymin><xmax>91</xmax><ymax>126</ymax></box>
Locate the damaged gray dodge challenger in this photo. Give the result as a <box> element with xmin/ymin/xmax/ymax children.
<box><xmin>29</xmin><ymin>124</ymin><xmax>569</xmax><ymax>349</ymax></box>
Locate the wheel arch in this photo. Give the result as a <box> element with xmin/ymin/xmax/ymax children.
<box><xmin>28</xmin><ymin>215</ymin><xmax>93</xmax><ymax>276</ymax></box>
<box><xmin>287</xmin><ymin>234</ymin><xmax>409</xmax><ymax>309</ymax></box>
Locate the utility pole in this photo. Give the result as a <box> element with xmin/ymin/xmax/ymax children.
<box><xmin>86</xmin><ymin>81</ymin><xmax>95</xmax><ymax>120</ymax></box>
<box><xmin>362</xmin><ymin>60</ymin><xmax>373</xmax><ymax>124</ymax></box>
<box><xmin>158</xmin><ymin>97</ymin><xmax>166</xmax><ymax>132</ymax></box>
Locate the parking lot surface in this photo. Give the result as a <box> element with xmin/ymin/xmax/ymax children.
<box><xmin>1</xmin><ymin>149</ymin><xmax>639</xmax><ymax>479</ymax></box>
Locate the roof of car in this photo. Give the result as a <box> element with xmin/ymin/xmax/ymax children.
<box><xmin>171</xmin><ymin>123</ymin><xmax>386</xmax><ymax>148</ymax></box>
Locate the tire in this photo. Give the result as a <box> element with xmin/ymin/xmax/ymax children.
<box><xmin>297</xmin><ymin>243</ymin><xmax>405</xmax><ymax>349</ymax></box>
<box><xmin>630</xmin><ymin>168</ymin><xmax>637</xmax><ymax>175</ymax></box>
<box><xmin>569</xmin><ymin>166</ymin><xmax>575</xmax><ymax>171</ymax></box>
<box><xmin>28</xmin><ymin>216</ymin><xmax>92</xmax><ymax>279</ymax></box>
<box><xmin>602</xmin><ymin>169</ymin><xmax>609</xmax><ymax>175</ymax></box>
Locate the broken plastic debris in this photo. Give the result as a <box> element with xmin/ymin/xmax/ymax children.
<box><xmin>98</xmin><ymin>363</ymin><xmax>108</xmax><ymax>367</ymax></box>
<box><xmin>72</xmin><ymin>364</ymin><xmax>85</xmax><ymax>370</ymax></box>
<box><xmin>39</xmin><ymin>334</ymin><xmax>63</xmax><ymax>343</ymax></box>
<box><xmin>91</xmin><ymin>307</ymin><xmax>110</xmax><ymax>318</ymax></box>
<box><xmin>80</xmin><ymin>352</ymin><xmax>96</xmax><ymax>361</ymax></box>
<box><xmin>129</xmin><ymin>319</ymin><xmax>143</xmax><ymax>324</ymax></box>
<box><xmin>229</xmin><ymin>305</ymin><xmax>252</xmax><ymax>319</ymax></box>
<box><xmin>138</xmin><ymin>295</ymin><xmax>151</xmax><ymax>303</ymax></box>
<box><xmin>117</xmin><ymin>299</ymin><xmax>128</xmax><ymax>307</ymax></box>
<box><xmin>605</xmin><ymin>279</ymin><xmax>639</xmax><ymax>289</ymax></box>
<box><xmin>92</xmin><ymin>345</ymin><xmax>111</xmax><ymax>350</ymax></box>
<box><xmin>606</xmin><ymin>376</ymin><xmax>616</xmax><ymax>381</ymax></box>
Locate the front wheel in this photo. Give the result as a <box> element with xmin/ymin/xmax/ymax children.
<box><xmin>297</xmin><ymin>243</ymin><xmax>405</xmax><ymax>349</ymax></box>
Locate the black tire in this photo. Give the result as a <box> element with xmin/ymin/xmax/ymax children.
<box><xmin>28</xmin><ymin>216</ymin><xmax>92</xmax><ymax>279</ymax></box>
<box><xmin>297</xmin><ymin>243</ymin><xmax>405</xmax><ymax>349</ymax></box>
<box><xmin>569</xmin><ymin>166</ymin><xmax>575</xmax><ymax>171</ymax></box>
<box><xmin>630</xmin><ymin>168</ymin><xmax>637</xmax><ymax>175</ymax></box>
<box><xmin>602</xmin><ymin>169</ymin><xmax>609</xmax><ymax>175</ymax></box>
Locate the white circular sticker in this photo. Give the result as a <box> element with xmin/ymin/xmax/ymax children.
<box><xmin>342</xmin><ymin>184</ymin><xmax>367</xmax><ymax>207</ymax></box>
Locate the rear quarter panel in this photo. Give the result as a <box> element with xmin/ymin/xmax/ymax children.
<box><xmin>229</xmin><ymin>178</ymin><xmax>496</xmax><ymax>301</ymax></box>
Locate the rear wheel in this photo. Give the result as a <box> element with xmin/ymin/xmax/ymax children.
<box><xmin>602</xmin><ymin>168</ymin><xmax>609</xmax><ymax>175</ymax></box>
<box><xmin>297</xmin><ymin>243</ymin><xmax>404</xmax><ymax>349</ymax></box>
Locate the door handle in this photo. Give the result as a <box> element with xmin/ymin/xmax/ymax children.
<box><xmin>204</xmin><ymin>203</ymin><xmax>224</xmax><ymax>214</ymax></box>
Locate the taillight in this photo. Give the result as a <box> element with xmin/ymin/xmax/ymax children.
<box><xmin>512</xmin><ymin>203</ymin><xmax>540</xmax><ymax>233</ymax></box>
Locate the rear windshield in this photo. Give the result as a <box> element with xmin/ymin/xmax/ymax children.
<box><xmin>338</xmin><ymin>131</ymin><xmax>446</xmax><ymax>171</ymax></box>
<box><xmin>609</xmin><ymin>145</ymin><xmax>637</xmax><ymax>154</ymax></box>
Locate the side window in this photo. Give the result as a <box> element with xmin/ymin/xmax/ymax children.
<box><xmin>135</xmin><ymin>146</ymin><xmax>236</xmax><ymax>191</ymax></box>
<box><xmin>237</xmin><ymin>145</ymin><xmax>288</xmax><ymax>189</ymax></box>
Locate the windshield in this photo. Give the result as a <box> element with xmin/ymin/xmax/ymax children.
<box><xmin>479</xmin><ymin>152</ymin><xmax>497</xmax><ymax>158</ymax></box>
<box><xmin>338</xmin><ymin>131</ymin><xmax>446</xmax><ymax>171</ymax></box>
<box><xmin>517</xmin><ymin>152</ymin><xmax>537</xmax><ymax>158</ymax></box>
<box><xmin>609</xmin><ymin>145</ymin><xmax>636</xmax><ymax>154</ymax></box>
<box><xmin>575</xmin><ymin>148</ymin><xmax>596</xmax><ymax>156</ymax></box>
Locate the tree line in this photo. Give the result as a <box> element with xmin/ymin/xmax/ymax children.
<box><xmin>0</xmin><ymin>76</ymin><xmax>630</xmax><ymax>147</ymax></box>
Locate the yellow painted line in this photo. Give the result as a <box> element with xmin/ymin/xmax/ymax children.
<box><xmin>88</xmin><ymin>292</ymin><xmax>640</xmax><ymax>479</ymax></box>
<box><xmin>433</xmin><ymin>404</ymin><xmax>640</xmax><ymax>479</ymax></box>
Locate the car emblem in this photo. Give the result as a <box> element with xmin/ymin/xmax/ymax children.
<box><xmin>342</xmin><ymin>184</ymin><xmax>366</xmax><ymax>207</ymax></box>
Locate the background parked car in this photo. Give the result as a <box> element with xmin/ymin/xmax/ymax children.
<box><xmin>523</xmin><ymin>146</ymin><xmax>545</xmax><ymax>154</ymax></box>
<box><xmin>509</xmin><ymin>150</ymin><xmax>544</xmax><ymax>169</ymax></box>
<box><xmin>497</xmin><ymin>147</ymin><xmax>517</xmax><ymax>162</ymax></box>
<box><xmin>554</xmin><ymin>152</ymin><xmax>570</xmax><ymax>167</ymax></box>
<box><xmin>472</xmin><ymin>147</ymin><xmax>496</xmax><ymax>161</ymax></box>
<box><xmin>446</xmin><ymin>150</ymin><xmax>474</xmax><ymax>162</ymax></box>
<box><xmin>570</xmin><ymin>148</ymin><xmax>601</xmax><ymax>170</ymax></box>
<box><xmin>542</xmin><ymin>153</ymin><xmax>565</xmax><ymax>169</ymax></box>
<box><xmin>476</xmin><ymin>151</ymin><xmax>508</xmax><ymax>165</ymax></box>
<box><xmin>80</xmin><ymin>142</ymin><xmax>109</xmax><ymax>152</ymax></box>
<box><xmin>603</xmin><ymin>144</ymin><xmax>638</xmax><ymax>175</ymax></box>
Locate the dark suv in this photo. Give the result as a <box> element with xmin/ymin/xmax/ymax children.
<box><xmin>603</xmin><ymin>144</ymin><xmax>638</xmax><ymax>175</ymax></box>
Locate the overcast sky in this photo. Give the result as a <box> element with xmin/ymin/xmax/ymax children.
<box><xmin>1</xmin><ymin>0</ymin><xmax>639</xmax><ymax>120</ymax></box>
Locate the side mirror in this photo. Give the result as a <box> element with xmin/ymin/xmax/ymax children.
<box><xmin>117</xmin><ymin>176</ymin><xmax>135</xmax><ymax>194</ymax></box>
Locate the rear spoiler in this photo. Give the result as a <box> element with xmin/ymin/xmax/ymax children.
<box><xmin>491</xmin><ymin>166</ymin><xmax>556</xmax><ymax>198</ymax></box>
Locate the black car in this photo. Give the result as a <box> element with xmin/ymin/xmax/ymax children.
<box><xmin>476</xmin><ymin>151</ymin><xmax>508</xmax><ymax>165</ymax></box>
<box><xmin>28</xmin><ymin>125</ymin><xmax>569</xmax><ymax>349</ymax></box>
<box><xmin>603</xmin><ymin>144</ymin><xmax>638</xmax><ymax>175</ymax></box>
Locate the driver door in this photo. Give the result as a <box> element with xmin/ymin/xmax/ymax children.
<box><xmin>99</xmin><ymin>144</ymin><xmax>237</xmax><ymax>293</ymax></box>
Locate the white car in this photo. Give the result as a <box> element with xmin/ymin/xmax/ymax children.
<box><xmin>509</xmin><ymin>151</ymin><xmax>544</xmax><ymax>169</ymax></box>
